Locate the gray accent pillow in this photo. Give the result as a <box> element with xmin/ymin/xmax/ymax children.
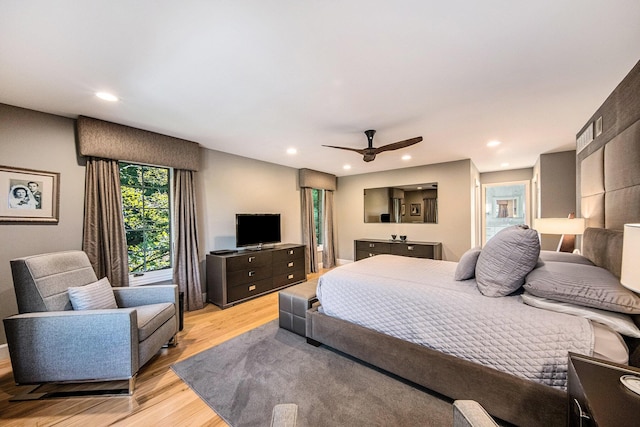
<box><xmin>454</xmin><ymin>247</ymin><xmax>481</xmax><ymax>281</ymax></box>
<box><xmin>68</xmin><ymin>277</ymin><xmax>118</xmax><ymax>310</ymax></box>
<box><xmin>524</xmin><ymin>261</ymin><xmax>640</xmax><ymax>314</ymax></box>
<box><xmin>476</xmin><ymin>225</ymin><xmax>540</xmax><ymax>297</ymax></box>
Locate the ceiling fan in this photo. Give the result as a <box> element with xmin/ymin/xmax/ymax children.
<box><xmin>323</xmin><ymin>130</ymin><xmax>423</xmax><ymax>162</ymax></box>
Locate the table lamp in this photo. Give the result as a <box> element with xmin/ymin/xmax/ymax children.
<box><xmin>621</xmin><ymin>223</ymin><xmax>640</xmax><ymax>293</ymax></box>
<box><xmin>534</xmin><ymin>217</ymin><xmax>586</xmax><ymax>252</ymax></box>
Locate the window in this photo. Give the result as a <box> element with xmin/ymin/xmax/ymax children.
<box><xmin>119</xmin><ymin>163</ymin><xmax>172</xmax><ymax>276</ymax></box>
<box><xmin>312</xmin><ymin>188</ymin><xmax>324</xmax><ymax>246</ymax></box>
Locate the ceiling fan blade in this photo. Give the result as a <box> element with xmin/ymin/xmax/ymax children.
<box><xmin>374</xmin><ymin>136</ymin><xmax>423</xmax><ymax>154</ymax></box>
<box><xmin>322</xmin><ymin>145</ymin><xmax>366</xmax><ymax>155</ymax></box>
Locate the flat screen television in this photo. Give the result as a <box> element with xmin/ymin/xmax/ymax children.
<box><xmin>235</xmin><ymin>213</ymin><xmax>281</xmax><ymax>249</ymax></box>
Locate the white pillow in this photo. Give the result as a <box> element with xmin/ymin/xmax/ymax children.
<box><xmin>68</xmin><ymin>277</ymin><xmax>118</xmax><ymax>310</ymax></box>
<box><xmin>521</xmin><ymin>292</ymin><xmax>640</xmax><ymax>338</ymax></box>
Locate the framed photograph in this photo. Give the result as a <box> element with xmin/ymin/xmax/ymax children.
<box><xmin>0</xmin><ymin>165</ymin><xmax>59</xmax><ymax>223</ymax></box>
<box><xmin>410</xmin><ymin>203</ymin><xmax>421</xmax><ymax>216</ymax></box>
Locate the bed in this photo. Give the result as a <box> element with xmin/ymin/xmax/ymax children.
<box><xmin>306</xmin><ymin>227</ymin><xmax>640</xmax><ymax>427</ymax></box>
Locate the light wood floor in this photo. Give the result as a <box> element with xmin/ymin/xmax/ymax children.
<box><xmin>0</xmin><ymin>272</ymin><xmax>324</xmax><ymax>426</ymax></box>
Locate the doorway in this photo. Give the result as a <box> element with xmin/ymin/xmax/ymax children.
<box><xmin>481</xmin><ymin>181</ymin><xmax>530</xmax><ymax>245</ymax></box>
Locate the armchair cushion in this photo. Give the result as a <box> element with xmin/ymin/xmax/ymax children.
<box><xmin>136</xmin><ymin>302</ymin><xmax>176</xmax><ymax>341</ymax></box>
<box><xmin>68</xmin><ymin>277</ymin><xmax>118</xmax><ymax>310</ymax></box>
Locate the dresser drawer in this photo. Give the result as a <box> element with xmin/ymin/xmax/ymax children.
<box><xmin>227</xmin><ymin>265</ymin><xmax>273</xmax><ymax>286</ymax></box>
<box><xmin>226</xmin><ymin>251</ymin><xmax>272</xmax><ymax>272</ymax></box>
<box><xmin>355</xmin><ymin>240</ymin><xmax>391</xmax><ymax>254</ymax></box>
<box><xmin>391</xmin><ymin>243</ymin><xmax>434</xmax><ymax>258</ymax></box>
<box><xmin>356</xmin><ymin>250</ymin><xmax>384</xmax><ymax>261</ymax></box>
<box><xmin>273</xmin><ymin>268</ymin><xmax>306</xmax><ymax>288</ymax></box>
<box><xmin>227</xmin><ymin>277</ymin><xmax>274</xmax><ymax>303</ymax></box>
<box><xmin>273</xmin><ymin>258</ymin><xmax>304</xmax><ymax>275</ymax></box>
<box><xmin>273</xmin><ymin>246</ymin><xmax>305</xmax><ymax>263</ymax></box>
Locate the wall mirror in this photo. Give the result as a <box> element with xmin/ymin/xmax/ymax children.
<box><xmin>364</xmin><ymin>183</ymin><xmax>438</xmax><ymax>223</ymax></box>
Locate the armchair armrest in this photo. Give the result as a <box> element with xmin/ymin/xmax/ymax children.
<box><xmin>3</xmin><ymin>309</ymin><xmax>139</xmax><ymax>384</ymax></box>
<box><xmin>113</xmin><ymin>284</ymin><xmax>178</xmax><ymax>308</ymax></box>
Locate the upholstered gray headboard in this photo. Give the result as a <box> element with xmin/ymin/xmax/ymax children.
<box><xmin>577</xmin><ymin>60</ymin><xmax>640</xmax><ymax>277</ymax></box>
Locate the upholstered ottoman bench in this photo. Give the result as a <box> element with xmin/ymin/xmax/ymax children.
<box><xmin>278</xmin><ymin>281</ymin><xmax>318</xmax><ymax>336</ymax></box>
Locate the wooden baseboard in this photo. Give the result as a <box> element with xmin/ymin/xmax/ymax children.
<box><xmin>0</xmin><ymin>344</ymin><xmax>9</xmax><ymax>361</ymax></box>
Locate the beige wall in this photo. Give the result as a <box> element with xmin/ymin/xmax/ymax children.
<box><xmin>0</xmin><ymin>104</ymin><xmax>86</xmax><ymax>345</ymax></box>
<box><xmin>335</xmin><ymin>159</ymin><xmax>475</xmax><ymax>262</ymax></box>
<box><xmin>196</xmin><ymin>148</ymin><xmax>302</xmax><ymax>252</ymax></box>
<box><xmin>533</xmin><ymin>151</ymin><xmax>577</xmax><ymax>250</ymax></box>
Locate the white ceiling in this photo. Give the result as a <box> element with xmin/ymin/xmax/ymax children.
<box><xmin>1</xmin><ymin>1</ymin><xmax>639</xmax><ymax>176</ymax></box>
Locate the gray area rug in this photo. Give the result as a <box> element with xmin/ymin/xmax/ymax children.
<box><xmin>171</xmin><ymin>320</ymin><xmax>453</xmax><ymax>426</ymax></box>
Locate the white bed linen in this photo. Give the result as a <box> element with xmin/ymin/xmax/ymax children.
<box><xmin>317</xmin><ymin>255</ymin><xmax>596</xmax><ymax>389</ymax></box>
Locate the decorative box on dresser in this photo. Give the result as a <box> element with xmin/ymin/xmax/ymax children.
<box><xmin>568</xmin><ymin>353</ymin><xmax>640</xmax><ymax>427</ymax></box>
<box><xmin>207</xmin><ymin>243</ymin><xmax>306</xmax><ymax>309</ymax></box>
<box><xmin>354</xmin><ymin>239</ymin><xmax>442</xmax><ymax>261</ymax></box>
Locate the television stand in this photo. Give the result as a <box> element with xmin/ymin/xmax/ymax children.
<box><xmin>206</xmin><ymin>243</ymin><xmax>306</xmax><ymax>308</ymax></box>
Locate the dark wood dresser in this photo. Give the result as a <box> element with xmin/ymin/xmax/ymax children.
<box><xmin>354</xmin><ymin>239</ymin><xmax>442</xmax><ymax>261</ymax></box>
<box><xmin>206</xmin><ymin>243</ymin><xmax>306</xmax><ymax>309</ymax></box>
<box><xmin>568</xmin><ymin>353</ymin><xmax>640</xmax><ymax>427</ymax></box>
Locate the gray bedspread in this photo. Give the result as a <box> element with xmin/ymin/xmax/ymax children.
<box><xmin>317</xmin><ymin>255</ymin><xmax>594</xmax><ymax>389</ymax></box>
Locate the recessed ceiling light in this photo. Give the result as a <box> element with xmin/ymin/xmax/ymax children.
<box><xmin>286</xmin><ymin>148</ymin><xmax>297</xmax><ymax>155</ymax></box>
<box><xmin>417</xmin><ymin>187</ymin><xmax>423</xmax><ymax>190</ymax></box>
<box><xmin>96</xmin><ymin>92</ymin><xmax>119</xmax><ymax>102</ymax></box>
<box><xmin>343</xmin><ymin>164</ymin><xmax>351</xmax><ymax>170</ymax></box>
<box><xmin>501</xmin><ymin>162</ymin><xmax>510</xmax><ymax>168</ymax></box>
<box><xmin>401</xmin><ymin>154</ymin><xmax>412</xmax><ymax>161</ymax></box>
<box><xmin>487</xmin><ymin>140</ymin><xmax>501</xmax><ymax>147</ymax></box>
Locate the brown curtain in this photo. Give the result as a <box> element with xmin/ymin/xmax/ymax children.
<box><xmin>423</xmin><ymin>198</ymin><xmax>438</xmax><ymax>223</ymax></box>
<box><xmin>322</xmin><ymin>190</ymin><xmax>336</xmax><ymax>268</ymax></box>
<box><xmin>301</xmin><ymin>187</ymin><xmax>318</xmax><ymax>273</ymax></box>
<box><xmin>83</xmin><ymin>157</ymin><xmax>129</xmax><ymax>287</ymax></box>
<box><xmin>173</xmin><ymin>169</ymin><xmax>204</xmax><ymax>311</ymax></box>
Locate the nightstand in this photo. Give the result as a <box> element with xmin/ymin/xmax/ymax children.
<box><xmin>568</xmin><ymin>353</ymin><xmax>640</xmax><ymax>427</ymax></box>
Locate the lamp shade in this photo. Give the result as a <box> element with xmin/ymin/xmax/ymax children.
<box><xmin>621</xmin><ymin>224</ymin><xmax>640</xmax><ymax>293</ymax></box>
<box><xmin>534</xmin><ymin>218</ymin><xmax>586</xmax><ymax>235</ymax></box>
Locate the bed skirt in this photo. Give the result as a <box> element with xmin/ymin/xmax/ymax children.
<box><xmin>306</xmin><ymin>306</ymin><xmax>566</xmax><ymax>427</ymax></box>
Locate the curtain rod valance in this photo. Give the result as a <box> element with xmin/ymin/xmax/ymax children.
<box><xmin>299</xmin><ymin>168</ymin><xmax>337</xmax><ymax>191</ymax></box>
<box><xmin>77</xmin><ymin>116</ymin><xmax>200</xmax><ymax>171</ymax></box>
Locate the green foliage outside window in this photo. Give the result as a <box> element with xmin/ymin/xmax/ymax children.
<box><xmin>120</xmin><ymin>163</ymin><xmax>171</xmax><ymax>273</ymax></box>
<box><xmin>312</xmin><ymin>188</ymin><xmax>323</xmax><ymax>245</ymax></box>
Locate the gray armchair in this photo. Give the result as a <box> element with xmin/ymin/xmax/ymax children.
<box><xmin>3</xmin><ymin>250</ymin><xmax>179</xmax><ymax>398</ymax></box>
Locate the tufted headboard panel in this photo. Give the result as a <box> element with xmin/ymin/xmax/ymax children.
<box><xmin>578</xmin><ymin>60</ymin><xmax>640</xmax><ymax>274</ymax></box>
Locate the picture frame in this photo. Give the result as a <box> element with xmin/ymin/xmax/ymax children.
<box><xmin>410</xmin><ymin>203</ymin><xmax>421</xmax><ymax>216</ymax></box>
<box><xmin>0</xmin><ymin>165</ymin><xmax>59</xmax><ymax>223</ymax></box>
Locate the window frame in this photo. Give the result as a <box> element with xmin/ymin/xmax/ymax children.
<box><xmin>119</xmin><ymin>161</ymin><xmax>174</xmax><ymax>286</ymax></box>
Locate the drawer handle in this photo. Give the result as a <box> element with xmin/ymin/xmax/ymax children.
<box><xmin>288</xmin><ymin>250</ymin><xmax>294</xmax><ymax>255</ymax></box>
<box><xmin>407</xmin><ymin>246</ymin><xmax>414</xmax><ymax>251</ymax></box>
<box><xmin>288</xmin><ymin>262</ymin><xmax>294</xmax><ymax>267</ymax></box>
<box><xmin>248</xmin><ymin>285</ymin><xmax>256</xmax><ymax>291</ymax></box>
<box><xmin>288</xmin><ymin>274</ymin><xmax>294</xmax><ymax>279</ymax></box>
<box><xmin>248</xmin><ymin>256</ymin><xmax>256</xmax><ymax>263</ymax></box>
<box><xmin>572</xmin><ymin>398</ymin><xmax>591</xmax><ymax>423</ymax></box>
<box><xmin>369</xmin><ymin>243</ymin><xmax>375</xmax><ymax>248</ymax></box>
<box><xmin>248</xmin><ymin>271</ymin><xmax>256</xmax><ymax>277</ymax></box>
